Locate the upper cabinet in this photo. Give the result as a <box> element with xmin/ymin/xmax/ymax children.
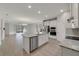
<box><xmin>67</xmin><ymin>3</ymin><xmax>79</xmax><ymax>28</ymax></box>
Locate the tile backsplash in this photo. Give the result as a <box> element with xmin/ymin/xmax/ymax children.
<box><xmin>66</xmin><ymin>28</ymin><xmax>79</xmax><ymax>36</ymax></box>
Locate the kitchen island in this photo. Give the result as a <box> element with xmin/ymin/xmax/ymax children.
<box><xmin>23</xmin><ymin>34</ymin><xmax>49</xmax><ymax>54</ymax></box>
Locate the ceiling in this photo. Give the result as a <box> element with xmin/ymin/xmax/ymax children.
<box><xmin>0</xmin><ymin>3</ymin><xmax>70</xmax><ymax>24</ymax></box>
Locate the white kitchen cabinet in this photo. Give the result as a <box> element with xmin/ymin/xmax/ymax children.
<box><xmin>67</xmin><ymin>4</ymin><xmax>79</xmax><ymax>28</ymax></box>
<box><xmin>38</xmin><ymin>34</ymin><xmax>48</xmax><ymax>47</ymax></box>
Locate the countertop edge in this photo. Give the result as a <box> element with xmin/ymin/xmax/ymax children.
<box><xmin>59</xmin><ymin>42</ymin><xmax>79</xmax><ymax>52</ymax></box>
<box><xmin>23</xmin><ymin>33</ymin><xmax>48</xmax><ymax>37</ymax></box>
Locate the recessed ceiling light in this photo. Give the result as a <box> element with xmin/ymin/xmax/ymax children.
<box><xmin>60</xmin><ymin>9</ymin><xmax>64</xmax><ymax>13</ymax></box>
<box><xmin>38</xmin><ymin>11</ymin><xmax>41</xmax><ymax>14</ymax></box>
<box><xmin>45</xmin><ymin>15</ymin><xmax>48</xmax><ymax>18</ymax></box>
<box><xmin>28</xmin><ymin>5</ymin><xmax>32</xmax><ymax>8</ymax></box>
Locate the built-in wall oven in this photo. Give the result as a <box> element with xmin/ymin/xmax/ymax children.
<box><xmin>50</xmin><ymin>27</ymin><xmax>56</xmax><ymax>36</ymax></box>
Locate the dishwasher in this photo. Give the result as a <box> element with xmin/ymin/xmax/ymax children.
<box><xmin>29</xmin><ymin>36</ymin><xmax>38</xmax><ymax>52</ymax></box>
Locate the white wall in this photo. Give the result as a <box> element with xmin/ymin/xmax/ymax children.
<box><xmin>0</xmin><ymin>18</ymin><xmax>5</xmax><ymax>45</ymax></box>
<box><xmin>5</xmin><ymin>23</ymin><xmax>16</xmax><ymax>35</ymax></box>
<box><xmin>57</xmin><ymin>12</ymin><xmax>70</xmax><ymax>41</ymax></box>
<box><xmin>0</xmin><ymin>19</ymin><xmax>1</xmax><ymax>45</ymax></box>
<box><xmin>25</xmin><ymin>23</ymin><xmax>38</xmax><ymax>35</ymax></box>
<box><xmin>9</xmin><ymin>23</ymin><xmax>16</xmax><ymax>35</ymax></box>
<box><xmin>0</xmin><ymin>11</ymin><xmax>6</xmax><ymax>46</ymax></box>
<box><xmin>5</xmin><ymin>23</ymin><xmax>9</xmax><ymax>35</ymax></box>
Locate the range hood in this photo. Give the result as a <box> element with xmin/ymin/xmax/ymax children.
<box><xmin>68</xmin><ymin>3</ymin><xmax>79</xmax><ymax>29</ymax></box>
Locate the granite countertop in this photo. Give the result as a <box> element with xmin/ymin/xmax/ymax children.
<box><xmin>59</xmin><ymin>41</ymin><xmax>79</xmax><ymax>51</ymax></box>
<box><xmin>23</xmin><ymin>34</ymin><xmax>38</xmax><ymax>37</ymax></box>
<box><xmin>59</xmin><ymin>36</ymin><xmax>79</xmax><ymax>51</ymax></box>
<box><xmin>23</xmin><ymin>33</ymin><xmax>47</xmax><ymax>37</ymax></box>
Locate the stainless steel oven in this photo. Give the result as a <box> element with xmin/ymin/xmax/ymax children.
<box><xmin>50</xmin><ymin>27</ymin><xmax>56</xmax><ymax>35</ymax></box>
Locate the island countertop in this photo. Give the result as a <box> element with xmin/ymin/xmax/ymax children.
<box><xmin>23</xmin><ymin>33</ymin><xmax>48</xmax><ymax>37</ymax></box>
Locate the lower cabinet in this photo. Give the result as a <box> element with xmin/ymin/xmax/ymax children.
<box><xmin>38</xmin><ymin>34</ymin><xmax>48</xmax><ymax>47</ymax></box>
<box><xmin>23</xmin><ymin>36</ymin><xmax>38</xmax><ymax>53</ymax></box>
<box><xmin>61</xmin><ymin>47</ymin><xmax>79</xmax><ymax>56</ymax></box>
<box><xmin>23</xmin><ymin>34</ymin><xmax>49</xmax><ymax>54</ymax></box>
